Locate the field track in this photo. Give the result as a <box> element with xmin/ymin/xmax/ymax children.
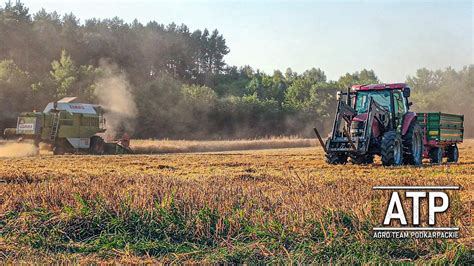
<box><xmin>130</xmin><ymin>137</ymin><xmax>317</xmax><ymax>153</ymax></box>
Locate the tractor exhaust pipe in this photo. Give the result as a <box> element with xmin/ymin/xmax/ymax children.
<box><xmin>313</xmin><ymin>127</ymin><xmax>328</xmax><ymax>153</ymax></box>
<box><xmin>346</xmin><ymin>86</ymin><xmax>351</xmax><ymax>105</ymax></box>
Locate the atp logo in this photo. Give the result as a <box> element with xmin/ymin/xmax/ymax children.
<box><xmin>372</xmin><ymin>186</ymin><xmax>460</xmax><ymax>239</ymax></box>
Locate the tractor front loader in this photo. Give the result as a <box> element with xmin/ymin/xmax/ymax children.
<box><xmin>317</xmin><ymin>89</ymin><xmax>392</xmax><ymax>165</ymax></box>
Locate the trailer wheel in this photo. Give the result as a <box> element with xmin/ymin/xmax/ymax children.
<box><xmin>446</xmin><ymin>145</ymin><xmax>459</xmax><ymax>163</ymax></box>
<box><xmin>350</xmin><ymin>153</ymin><xmax>374</xmax><ymax>165</ymax></box>
<box><xmin>326</xmin><ymin>153</ymin><xmax>348</xmax><ymax>165</ymax></box>
<box><xmin>90</xmin><ymin>136</ymin><xmax>105</xmax><ymax>155</ymax></box>
<box><xmin>402</xmin><ymin>121</ymin><xmax>423</xmax><ymax>166</ymax></box>
<box><xmin>381</xmin><ymin>131</ymin><xmax>403</xmax><ymax>166</ymax></box>
<box><xmin>429</xmin><ymin>147</ymin><xmax>443</xmax><ymax>164</ymax></box>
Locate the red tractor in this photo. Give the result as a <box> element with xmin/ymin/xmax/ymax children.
<box><xmin>314</xmin><ymin>83</ymin><xmax>463</xmax><ymax>166</ymax></box>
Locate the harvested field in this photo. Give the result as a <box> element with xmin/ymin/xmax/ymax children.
<box><xmin>0</xmin><ymin>140</ymin><xmax>472</xmax><ymax>263</ymax></box>
<box><xmin>0</xmin><ymin>137</ymin><xmax>317</xmax><ymax>157</ymax></box>
<box><xmin>131</xmin><ymin>137</ymin><xmax>317</xmax><ymax>153</ymax></box>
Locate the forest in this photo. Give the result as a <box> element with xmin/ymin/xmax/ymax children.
<box><xmin>0</xmin><ymin>1</ymin><xmax>472</xmax><ymax>139</ymax></box>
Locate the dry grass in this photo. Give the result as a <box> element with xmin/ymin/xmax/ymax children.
<box><xmin>0</xmin><ymin>140</ymin><xmax>472</xmax><ymax>263</ymax></box>
<box><xmin>131</xmin><ymin>137</ymin><xmax>317</xmax><ymax>154</ymax></box>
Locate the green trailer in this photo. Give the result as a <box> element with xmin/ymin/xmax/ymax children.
<box><xmin>416</xmin><ymin>112</ymin><xmax>464</xmax><ymax>163</ymax></box>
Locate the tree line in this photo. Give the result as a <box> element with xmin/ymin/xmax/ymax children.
<box><xmin>0</xmin><ymin>1</ymin><xmax>472</xmax><ymax>138</ymax></box>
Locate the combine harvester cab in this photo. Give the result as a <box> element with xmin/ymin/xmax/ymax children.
<box><xmin>10</xmin><ymin>97</ymin><xmax>132</xmax><ymax>155</ymax></box>
<box><xmin>314</xmin><ymin>83</ymin><xmax>463</xmax><ymax>166</ymax></box>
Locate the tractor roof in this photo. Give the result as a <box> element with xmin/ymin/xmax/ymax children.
<box><xmin>352</xmin><ymin>83</ymin><xmax>408</xmax><ymax>91</ymax></box>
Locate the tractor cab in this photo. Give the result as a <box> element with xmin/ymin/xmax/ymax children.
<box><xmin>348</xmin><ymin>83</ymin><xmax>412</xmax><ymax>139</ymax></box>
<box><xmin>352</xmin><ymin>83</ymin><xmax>411</xmax><ymax>122</ymax></box>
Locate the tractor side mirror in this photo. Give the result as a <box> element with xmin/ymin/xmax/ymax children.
<box><xmin>403</xmin><ymin>87</ymin><xmax>411</xmax><ymax>98</ymax></box>
<box><xmin>336</xmin><ymin>91</ymin><xmax>342</xmax><ymax>101</ymax></box>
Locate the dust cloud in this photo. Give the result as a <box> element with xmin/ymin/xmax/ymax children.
<box><xmin>0</xmin><ymin>142</ymin><xmax>39</xmax><ymax>158</ymax></box>
<box><xmin>94</xmin><ymin>60</ymin><xmax>138</xmax><ymax>139</ymax></box>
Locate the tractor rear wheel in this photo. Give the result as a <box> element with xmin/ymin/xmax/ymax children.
<box><xmin>350</xmin><ymin>153</ymin><xmax>374</xmax><ymax>165</ymax></box>
<box><xmin>90</xmin><ymin>136</ymin><xmax>105</xmax><ymax>155</ymax></box>
<box><xmin>381</xmin><ymin>131</ymin><xmax>403</xmax><ymax>166</ymax></box>
<box><xmin>326</xmin><ymin>153</ymin><xmax>348</xmax><ymax>165</ymax></box>
<box><xmin>429</xmin><ymin>147</ymin><xmax>443</xmax><ymax>164</ymax></box>
<box><xmin>446</xmin><ymin>145</ymin><xmax>459</xmax><ymax>163</ymax></box>
<box><xmin>402</xmin><ymin>121</ymin><xmax>423</xmax><ymax>166</ymax></box>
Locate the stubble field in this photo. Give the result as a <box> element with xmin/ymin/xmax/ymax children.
<box><xmin>0</xmin><ymin>140</ymin><xmax>472</xmax><ymax>263</ymax></box>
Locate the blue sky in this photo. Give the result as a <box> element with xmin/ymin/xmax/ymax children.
<box><xmin>22</xmin><ymin>0</ymin><xmax>473</xmax><ymax>82</ymax></box>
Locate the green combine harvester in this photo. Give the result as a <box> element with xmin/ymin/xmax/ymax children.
<box><xmin>3</xmin><ymin>97</ymin><xmax>132</xmax><ymax>155</ymax></box>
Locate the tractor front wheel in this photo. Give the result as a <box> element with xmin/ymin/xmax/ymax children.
<box><xmin>402</xmin><ymin>121</ymin><xmax>423</xmax><ymax>166</ymax></box>
<box><xmin>350</xmin><ymin>153</ymin><xmax>374</xmax><ymax>165</ymax></box>
<box><xmin>446</xmin><ymin>145</ymin><xmax>459</xmax><ymax>163</ymax></box>
<box><xmin>326</xmin><ymin>153</ymin><xmax>348</xmax><ymax>165</ymax></box>
<box><xmin>381</xmin><ymin>131</ymin><xmax>403</xmax><ymax>166</ymax></box>
<box><xmin>429</xmin><ymin>147</ymin><xmax>443</xmax><ymax>164</ymax></box>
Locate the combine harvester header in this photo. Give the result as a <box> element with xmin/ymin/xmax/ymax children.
<box><xmin>4</xmin><ymin>97</ymin><xmax>132</xmax><ymax>155</ymax></box>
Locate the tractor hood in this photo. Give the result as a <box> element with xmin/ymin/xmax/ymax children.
<box><xmin>351</xmin><ymin>113</ymin><xmax>382</xmax><ymax>138</ymax></box>
<box><xmin>352</xmin><ymin>113</ymin><xmax>368</xmax><ymax>122</ymax></box>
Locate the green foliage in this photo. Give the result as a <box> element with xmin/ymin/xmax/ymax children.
<box><xmin>407</xmin><ymin>65</ymin><xmax>474</xmax><ymax>135</ymax></box>
<box><xmin>338</xmin><ymin>69</ymin><xmax>379</xmax><ymax>88</ymax></box>
<box><xmin>245</xmin><ymin>71</ymin><xmax>287</xmax><ymax>103</ymax></box>
<box><xmin>284</xmin><ymin>78</ymin><xmax>315</xmax><ymax>110</ymax></box>
<box><xmin>2</xmin><ymin>199</ymin><xmax>470</xmax><ymax>263</ymax></box>
<box><xmin>134</xmin><ymin>75</ymin><xmax>184</xmax><ymax>137</ymax></box>
<box><xmin>0</xmin><ymin>59</ymin><xmax>33</xmax><ymax>126</ymax></box>
<box><xmin>50</xmin><ymin>50</ymin><xmax>77</xmax><ymax>98</ymax></box>
<box><xmin>49</xmin><ymin>50</ymin><xmax>98</xmax><ymax>100</ymax></box>
<box><xmin>213</xmin><ymin>66</ymin><xmax>253</xmax><ymax>97</ymax></box>
<box><xmin>303</xmin><ymin>67</ymin><xmax>326</xmax><ymax>83</ymax></box>
<box><xmin>182</xmin><ymin>84</ymin><xmax>217</xmax><ymax>105</ymax></box>
<box><xmin>0</xmin><ymin>59</ymin><xmax>28</xmax><ymax>83</ymax></box>
<box><xmin>0</xmin><ymin>1</ymin><xmax>472</xmax><ymax>138</ymax></box>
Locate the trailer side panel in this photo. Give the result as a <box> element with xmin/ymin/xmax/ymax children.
<box><xmin>417</xmin><ymin>112</ymin><xmax>464</xmax><ymax>143</ymax></box>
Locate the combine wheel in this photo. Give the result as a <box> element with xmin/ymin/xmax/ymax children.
<box><xmin>90</xmin><ymin>136</ymin><xmax>105</xmax><ymax>155</ymax></box>
<box><xmin>381</xmin><ymin>131</ymin><xmax>403</xmax><ymax>166</ymax></box>
<box><xmin>429</xmin><ymin>147</ymin><xmax>443</xmax><ymax>164</ymax></box>
<box><xmin>446</xmin><ymin>145</ymin><xmax>459</xmax><ymax>163</ymax></box>
<box><xmin>402</xmin><ymin>121</ymin><xmax>423</xmax><ymax>166</ymax></box>
<box><xmin>53</xmin><ymin>145</ymin><xmax>65</xmax><ymax>155</ymax></box>
<box><xmin>350</xmin><ymin>153</ymin><xmax>374</xmax><ymax>165</ymax></box>
<box><xmin>326</xmin><ymin>153</ymin><xmax>348</xmax><ymax>165</ymax></box>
